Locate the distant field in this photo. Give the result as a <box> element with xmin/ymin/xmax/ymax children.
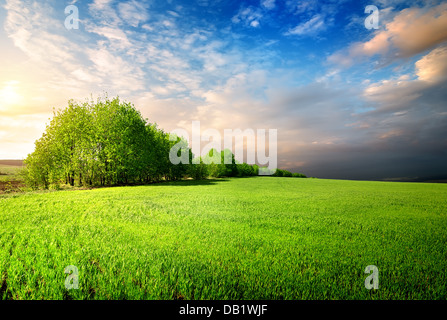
<box><xmin>1</xmin><ymin>177</ymin><xmax>446</xmax><ymax>300</ymax></box>
<box><xmin>0</xmin><ymin>160</ymin><xmax>23</xmax><ymax>176</ymax></box>
<box><xmin>0</xmin><ymin>160</ymin><xmax>25</xmax><ymax>193</ymax></box>
<box><xmin>0</xmin><ymin>160</ymin><xmax>24</xmax><ymax>167</ymax></box>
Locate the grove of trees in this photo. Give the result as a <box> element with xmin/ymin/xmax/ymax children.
<box><xmin>23</xmin><ymin>97</ymin><xmax>306</xmax><ymax>189</ymax></box>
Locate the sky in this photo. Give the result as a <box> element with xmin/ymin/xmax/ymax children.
<box><xmin>0</xmin><ymin>0</ymin><xmax>446</xmax><ymax>180</ymax></box>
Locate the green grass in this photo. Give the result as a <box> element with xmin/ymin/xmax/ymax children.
<box><xmin>1</xmin><ymin>177</ymin><xmax>446</xmax><ymax>300</ymax></box>
<box><xmin>0</xmin><ymin>164</ymin><xmax>23</xmax><ymax>182</ymax></box>
<box><xmin>0</xmin><ymin>164</ymin><xmax>25</xmax><ymax>194</ymax></box>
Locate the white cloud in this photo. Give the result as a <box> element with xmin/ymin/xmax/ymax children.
<box><xmin>88</xmin><ymin>0</ymin><xmax>122</xmax><ymax>27</ymax></box>
<box><xmin>261</xmin><ymin>0</ymin><xmax>275</xmax><ymax>10</ymax></box>
<box><xmin>415</xmin><ymin>45</ymin><xmax>447</xmax><ymax>83</ymax></box>
<box><xmin>118</xmin><ymin>0</ymin><xmax>149</xmax><ymax>27</ymax></box>
<box><xmin>90</xmin><ymin>0</ymin><xmax>113</xmax><ymax>9</ymax></box>
<box><xmin>362</xmin><ymin>45</ymin><xmax>447</xmax><ymax>114</ymax></box>
<box><xmin>71</xmin><ymin>69</ymin><xmax>102</xmax><ymax>83</ymax></box>
<box><xmin>285</xmin><ymin>0</ymin><xmax>318</xmax><ymax>15</ymax></box>
<box><xmin>329</xmin><ymin>3</ymin><xmax>447</xmax><ymax>66</ymax></box>
<box><xmin>86</xmin><ymin>46</ymin><xmax>145</xmax><ymax>92</ymax></box>
<box><xmin>232</xmin><ymin>6</ymin><xmax>263</xmax><ymax>28</ymax></box>
<box><xmin>285</xmin><ymin>14</ymin><xmax>326</xmax><ymax>36</ymax></box>
<box><xmin>0</xmin><ymin>113</ymin><xmax>52</xmax><ymax>159</ymax></box>
<box><xmin>87</xmin><ymin>26</ymin><xmax>132</xmax><ymax>49</ymax></box>
<box><xmin>4</xmin><ymin>0</ymin><xmax>76</xmax><ymax>64</ymax></box>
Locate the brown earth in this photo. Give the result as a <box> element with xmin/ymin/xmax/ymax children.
<box><xmin>0</xmin><ymin>180</ymin><xmax>25</xmax><ymax>194</ymax></box>
<box><xmin>0</xmin><ymin>160</ymin><xmax>24</xmax><ymax>166</ymax></box>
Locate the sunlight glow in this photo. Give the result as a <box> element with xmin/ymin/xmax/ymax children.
<box><xmin>0</xmin><ymin>81</ymin><xmax>23</xmax><ymax>109</ymax></box>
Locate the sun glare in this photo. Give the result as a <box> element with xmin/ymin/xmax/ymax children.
<box><xmin>0</xmin><ymin>82</ymin><xmax>23</xmax><ymax>109</ymax></box>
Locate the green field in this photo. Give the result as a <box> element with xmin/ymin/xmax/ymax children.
<box><xmin>0</xmin><ymin>161</ymin><xmax>25</xmax><ymax>194</ymax></box>
<box><xmin>1</xmin><ymin>177</ymin><xmax>446</xmax><ymax>300</ymax></box>
<box><xmin>0</xmin><ymin>162</ymin><xmax>23</xmax><ymax>179</ymax></box>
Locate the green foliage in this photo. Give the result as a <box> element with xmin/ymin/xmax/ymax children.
<box><xmin>202</xmin><ymin>149</ymin><xmax>238</xmax><ymax>178</ymax></box>
<box><xmin>236</xmin><ymin>163</ymin><xmax>254</xmax><ymax>177</ymax></box>
<box><xmin>23</xmin><ymin>97</ymin><xmax>191</xmax><ymax>188</ymax></box>
<box><xmin>283</xmin><ymin>170</ymin><xmax>292</xmax><ymax>177</ymax></box>
<box><xmin>292</xmin><ymin>172</ymin><xmax>307</xmax><ymax>178</ymax></box>
<box><xmin>272</xmin><ymin>168</ymin><xmax>306</xmax><ymax>178</ymax></box>
<box><xmin>188</xmin><ymin>157</ymin><xmax>209</xmax><ymax>180</ymax></box>
<box><xmin>0</xmin><ymin>164</ymin><xmax>22</xmax><ymax>177</ymax></box>
<box><xmin>23</xmin><ymin>96</ymin><xmax>306</xmax><ymax>188</ymax></box>
<box><xmin>1</xmin><ymin>178</ymin><xmax>447</xmax><ymax>299</ymax></box>
<box><xmin>252</xmin><ymin>164</ymin><xmax>259</xmax><ymax>176</ymax></box>
<box><xmin>273</xmin><ymin>168</ymin><xmax>284</xmax><ymax>177</ymax></box>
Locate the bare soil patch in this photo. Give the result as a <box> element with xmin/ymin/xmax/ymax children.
<box><xmin>0</xmin><ymin>180</ymin><xmax>25</xmax><ymax>194</ymax></box>
<box><xmin>0</xmin><ymin>160</ymin><xmax>24</xmax><ymax>167</ymax></box>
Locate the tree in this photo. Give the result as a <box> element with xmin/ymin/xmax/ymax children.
<box><xmin>292</xmin><ymin>172</ymin><xmax>307</xmax><ymax>178</ymax></box>
<box><xmin>203</xmin><ymin>148</ymin><xmax>238</xmax><ymax>178</ymax></box>
<box><xmin>23</xmin><ymin>95</ymin><xmax>306</xmax><ymax>188</ymax></box>
<box><xmin>188</xmin><ymin>157</ymin><xmax>208</xmax><ymax>180</ymax></box>
<box><xmin>236</xmin><ymin>163</ymin><xmax>254</xmax><ymax>177</ymax></box>
<box><xmin>25</xmin><ymin>97</ymin><xmax>155</xmax><ymax>188</ymax></box>
<box><xmin>91</xmin><ymin>97</ymin><xmax>148</xmax><ymax>185</ymax></box>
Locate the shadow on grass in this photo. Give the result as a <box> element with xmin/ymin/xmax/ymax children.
<box><xmin>134</xmin><ymin>178</ymin><xmax>232</xmax><ymax>187</ymax></box>
<box><xmin>72</xmin><ymin>178</ymin><xmax>233</xmax><ymax>191</ymax></box>
<box><xmin>11</xmin><ymin>177</ymin><xmax>265</xmax><ymax>196</ymax></box>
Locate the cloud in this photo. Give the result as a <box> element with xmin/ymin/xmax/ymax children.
<box><xmin>90</xmin><ymin>0</ymin><xmax>113</xmax><ymax>9</ymax></box>
<box><xmin>261</xmin><ymin>0</ymin><xmax>275</xmax><ymax>10</ymax></box>
<box><xmin>232</xmin><ymin>6</ymin><xmax>263</xmax><ymax>28</ymax></box>
<box><xmin>384</xmin><ymin>3</ymin><xmax>447</xmax><ymax>57</ymax></box>
<box><xmin>337</xmin><ymin>45</ymin><xmax>447</xmax><ymax>179</ymax></box>
<box><xmin>0</xmin><ymin>81</ymin><xmax>24</xmax><ymax>110</ymax></box>
<box><xmin>2</xmin><ymin>0</ymin><xmax>147</xmax><ymax>113</ymax></box>
<box><xmin>363</xmin><ymin>45</ymin><xmax>447</xmax><ymax>113</ymax></box>
<box><xmin>4</xmin><ymin>0</ymin><xmax>77</xmax><ymax>65</ymax></box>
<box><xmin>415</xmin><ymin>45</ymin><xmax>447</xmax><ymax>83</ymax></box>
<box><xmin>85</xmin><ymin>46</ymin><xmax>145</xmax><ymax>93</ymax></box>
<box><xmin>118</xmin><ymin>0</ymin><xmax>149</xmax><ymax>27</ymax></box>
<box><xmin>329</xmin><ymin>3</ymin><xmax>447</xmax><ymax>66</ymax></box>
<box><xmin>0</xmin><ymin>114</ymin><xmax>49</xmax><ymax>158</ymax></box>
<box><xmin>88</xmin><ymin>0</ymin><xmax>122</xmax><ymax>27</ymax></box>
<box><xmin>1</xmin><ymin>0</ymin><xmax>99</xmax><ymax>110</ymax></box>
<box><xmin>285</xmin><ymin>14</ymin><xmax>326</xmax><ymax>36</ymax></box>
<box><xmin>87</xmin><ymin>25</ymin><xmax>132</xmax><ymax>49</ymax></box>
<box><xmin>259</xmin><ymin>44</ymin><xmax>447</xmax><ymax>179</ymax></box>
<box><xmin>1</xmin><ymin>0</ymin><xmax>446</xmax><ymax>180</ymax></box>
<box><xmin>285</xmin><ymin>0</ymin><xmax>318</xmax><ymax>15</ymax></box>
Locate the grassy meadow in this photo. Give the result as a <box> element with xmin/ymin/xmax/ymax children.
<box><xmin>0</xmin><ymin>160</ymin><xmax>23</xmax><ymax>177</ymax></box>
<box><xmin>0</xmin><ymin>177</ymin><xmax>446</xmax><ymax>300</ymax></box>
<box><xmin>0</xmin><ymin>160</ymin><xmax>25</xmax><ymax>194</ymax></box>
